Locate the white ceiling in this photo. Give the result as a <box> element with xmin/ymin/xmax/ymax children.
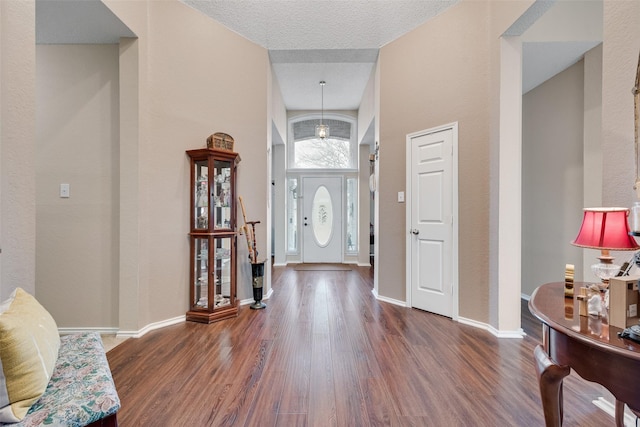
<box><xmin>35</xmin><ymin>0</ymin><xmax>603</xmax><ymax>110</ymax></box>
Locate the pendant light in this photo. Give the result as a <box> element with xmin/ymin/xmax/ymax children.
<box><xmin>315</xmin><ymin>80</ymin><xmax>329</xmax><ymax>140</ymax></box>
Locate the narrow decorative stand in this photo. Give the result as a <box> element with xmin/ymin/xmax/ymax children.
<box><xmin>250</xmin><ymin>261</ymin><xmax>266</xmax><ymax>310</ymax></box>
<box><xmin>238</xmin><ymin>196</ymin><xmax>266</xmax><ymax>310</ymax></box>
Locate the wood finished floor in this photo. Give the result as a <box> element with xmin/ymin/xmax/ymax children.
<box><xmin>107</xmin><ymin>265</ymin><xmax>617</xmax><ymax>426</ymax></box>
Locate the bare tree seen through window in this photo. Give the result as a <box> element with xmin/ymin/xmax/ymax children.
<box><xmin>294</xmin><ymin>138</ymin><xmax>351</xmax><ymax>169</ymax></box>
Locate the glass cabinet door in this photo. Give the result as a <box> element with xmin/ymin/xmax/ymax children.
<box><xmin>193</xmin><ymin>160</ymin><xmax>209</xmax><ymax>230</ymax></box>
<box><xmin>213</xmin><ymin>159</ymin><xmax>232</xmax><ymax>230</ymax></box>
<box><xmin>213</xmin><ymin>236</ymin><xmax>232</xmax><ymax>308</ymax></box>
<box><xmin>192</xmin><ymin>237</ymin><xmax>209</xmax><ymax>309</ymax></box>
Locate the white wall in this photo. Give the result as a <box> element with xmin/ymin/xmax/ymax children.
<box><xmin>36</xmin><ymin>44</ymin><xmax>120</xmax><ymax>327</ymax></box>
<box><xmin>358</xmin><ymin>144</ymin><xmax>371</xmax><ymax>266</ymax></box>
<box><xmin>271</xmin><ymin>68</ymin><xmax>287</xmax><ymax>145</ymax></box>
<box><xmin>270</xmin><ymin>64</ymin><xmax>287</xmax><ymax>266</ymax></box>
<box><xmin>522</xmin><ymin>60</ymin><xmax>586</xmax><ymax>296</ymax></box>
<box><xmin>358</xmin><ymin>65</ymin><xmax>376</xmax><ymax>146</ymax></box>
<box><xmin>272</xmin><ymin>144</ymin><xmax>286</xmax><ymax>265</ymax></box>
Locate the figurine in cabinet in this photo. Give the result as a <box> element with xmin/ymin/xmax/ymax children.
<box><xmin>196</xmin><ymin>178</ymin><xmax>208</xmax><ymax>207</ymax></box>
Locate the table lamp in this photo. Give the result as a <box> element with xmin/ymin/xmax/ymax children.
<box><xmin>572</xmin><ymin>207</ymin><xmax>640</xmax><ymax>287</ymax></box>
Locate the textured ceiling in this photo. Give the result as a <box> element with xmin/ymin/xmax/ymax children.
<box><xmin>180</xmin><ymin>0</ymin><xmax>459</xmax><ymax>111</ymax></box>
<box><xmin>35</xmin><ymin>0</ymin><xmax>603</xmax><ymax>112</ymax></box>
<box><xmin>180</xmin><ymin>0</ymin><xmax>458</xmax><ymax>50</ymax></box>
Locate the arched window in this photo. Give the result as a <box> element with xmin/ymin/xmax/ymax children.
<box><xmin>288</xmin><ymin>117</ymin><xmax>357</xmax><ymax>170</ymax></box>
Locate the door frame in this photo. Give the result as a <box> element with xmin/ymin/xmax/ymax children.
<box><xmin>405</xmin><ymin>122</ymin><xmax>459</xmax><ymax>320</ymax></box>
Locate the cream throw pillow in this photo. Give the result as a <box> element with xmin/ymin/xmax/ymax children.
<box><xmin>0</xmin><ymin>288</ymin><xmax>60</xmax><ymax>423</ymax></box>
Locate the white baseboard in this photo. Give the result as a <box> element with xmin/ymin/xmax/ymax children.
<box><xmin>63</xmin><ymin>290</ymin><xmax>278</xmax><ymax>340</ymax></box>
<box><xmin>371</xmin><ymin>289</ymin><xmax>408</xmax><ymax>307</ymax></box>
<box><xmin>370</xmin><ymin>291</ymin><xmax>525</xmax><ymax>338</ymax></box>
<box><xmin>593</xmin><ymin>397</ymin><xmax>637</xmax><ymax>426</ymax></box>
<box><xmin>458</xmin><ymin>316</ymin><xmax>525</xmax><ymax>338</ymax></box>
<box><xmin>117</xmin><ymin>315</ymin><xmax>186</xmax><ymax>339</ymax></box>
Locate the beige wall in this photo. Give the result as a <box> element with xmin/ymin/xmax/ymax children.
<box><xmin>106</xmin><ymin>0</ymin><xmax>268</xmax><ymax>330</ymax></box>
<box><xmin>36</xmin><ymin>44</ymin><xmax>120</xmax><ymax>327</ymax></box>
<box><xmin>6</xmin><ymin>0</ymin><xmax>639</xmax><ymax>334</ymax></box>
<box><xmin>602</xmin><ymin>1</ymin><xmax>640</xmax><ymax>207</ymax></box>
<box><xmin>378</xmin><ymin>1</ymin><xmax>532</xmax><ymax>322</ymax></box>
<box><xmin>0</xmin><ymin>0</ymin><xmax>36</xmax><ymax>300</ymax></box>
<box><xmin>521</xmin><ymin>60</ymin><xmax>586</xmax><ymax>296</ymax></box>
<box><xmin>582</xmin><ymin>44</ymin><xmax>603</xmax><ymax>281</ymax></box>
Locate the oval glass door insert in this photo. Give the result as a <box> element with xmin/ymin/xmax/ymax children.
<box><xmin>312</xmin><ymin>185</ymin><xmax>333</xmax><ymax>247</ymax></box>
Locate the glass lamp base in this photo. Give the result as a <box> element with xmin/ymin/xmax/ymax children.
<box><xmin>591</xmin><ymin>262</ymin><xmax>620</xmax><ymax>288</ymax></box>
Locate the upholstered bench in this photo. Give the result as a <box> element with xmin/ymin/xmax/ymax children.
<box><xmin>14</xmin><ymin>332</ymin><xmax>120</xmax><ymax>427</ymax></box>
<box><xmin>0</xmin><ymin>288</ymin><xmax>120</xmax><ymax>426</ymax></box>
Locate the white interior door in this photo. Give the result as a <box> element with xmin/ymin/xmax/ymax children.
<box><xmin>407</xmin><ymin>125</ymin><xmax>456</xmax><ymax>317</ymax></box>
<box><xmin>302</xmin><ymin>176</ymin><xmax>342</xmax><ymax>263</ymax></box>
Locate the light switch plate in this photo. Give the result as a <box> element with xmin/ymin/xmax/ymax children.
<box><xmin>60</xmin><ymin>183</ymin><xmax>70</xmax><ymax>198</ymax></box>
<box><xmin>398</xmin><ymin>191</ymin><xmax>405</xmax><ymax>203</ymax></box>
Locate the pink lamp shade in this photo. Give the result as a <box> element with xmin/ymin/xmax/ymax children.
<box><xmin>572</xmin><ymin>207</ymin><xmax>640</xmax><ymax>251</ymax></box>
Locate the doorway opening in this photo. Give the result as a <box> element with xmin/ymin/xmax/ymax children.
<box><xmin>280</xmin><ymin>114</ymin><xmax>363</xmax><ymax>265</ymax></box>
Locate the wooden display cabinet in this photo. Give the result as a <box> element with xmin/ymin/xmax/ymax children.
<box><xmin>186</xmin><ymin>148</ymin><xmax>239</xmax><ymax>323</ymax></box>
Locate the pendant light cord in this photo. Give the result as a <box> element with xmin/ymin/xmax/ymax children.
<box><xmin>320</xmin><ymin>80</ymin><xmax>325</xmax><ymax>126</ymax></box>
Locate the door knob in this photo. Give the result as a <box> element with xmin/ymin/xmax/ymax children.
<box><xmin>411</xmin><ymin>229</ymin><xmax>419</xmax><ymax>235</ymax></box>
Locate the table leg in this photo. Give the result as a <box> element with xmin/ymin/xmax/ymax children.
<box><xmin>534</xmin><ymin>345</ymin><xmax>571</xmax><ymax>427</ymax></box>
<box><xmin>615</xmin><ymin>400</ymin><xmax>626</xmax><ymax>427</ymax></box>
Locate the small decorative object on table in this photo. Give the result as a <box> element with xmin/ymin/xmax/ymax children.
<box><xmin>608</xmin><ymin>276</ymin><xmax>640</xmax><ymax>329</ymax></box>
<box><xmin>564</xmin><ymin>264</ymin><xmax>575</xmax><ymax>297</ymax></box>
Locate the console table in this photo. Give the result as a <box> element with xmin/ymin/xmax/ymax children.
<box><xmin>529</xmin><ymin>282</ymin><xmax>640</xmax><ymax>427</ymax></box>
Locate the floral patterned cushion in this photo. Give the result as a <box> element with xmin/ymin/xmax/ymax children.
<box><xmin>6</xmin><ymin>332</ymin><xmax>120</xmax><ymax>427</ymax></box>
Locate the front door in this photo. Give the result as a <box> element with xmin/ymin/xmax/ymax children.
<box><xmin>407</xmin><ymin>125</ymin><xmax>457</xmax><ymax>317</ymax></box>
<box><xmin>302</xmin><ymin>176</ymin><xmax>342</xmax><ymax>263</ymax></box>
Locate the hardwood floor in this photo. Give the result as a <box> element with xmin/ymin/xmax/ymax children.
<box><xmin>107</xmin><ymin>265</ymin><xmax>617</xmax><ymax>426</ymax></box>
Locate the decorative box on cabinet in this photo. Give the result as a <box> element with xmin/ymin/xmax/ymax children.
<box><xmin>186</xmin><ymin>148</ymin><xmax>240</xmax><ymax>323</ymax></box>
